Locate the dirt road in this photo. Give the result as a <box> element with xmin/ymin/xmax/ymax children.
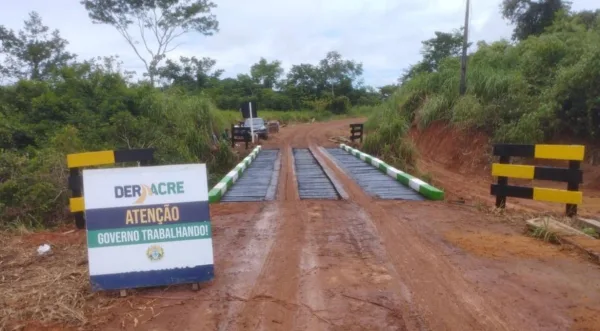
<box><xmin>31</xmin><ymin>119</ymin><xmax>600</xmax><ymax>330</ymax></box>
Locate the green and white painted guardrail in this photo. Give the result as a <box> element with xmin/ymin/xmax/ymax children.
<box><xmin>339</xmin><ymin>144</ymin><xmax>444</xmax><ymax>200</ymax></box>
<box><xmin>209</xmin><ymin>145</ymin><xmax>262</xmax><ymax>203</ymax></box>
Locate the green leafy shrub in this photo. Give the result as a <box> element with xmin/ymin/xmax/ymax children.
<box><xmin>417</xmin><ymin>95</ymin><xmax>451</xmax><ymax>129</ymax></box>
<box><xmin>363</xmin><ymin>114</ymin><xmax>418</xmax><ymax>172</ymax></box>
<box><xmin>367</xmin><ymin>11</ymin><xmax>600</xmax><ymax>146</ymax></box>
<box><xmin>451</xmin><ymin>95</ymin><xmax>485</xmax><ymax>128</ymax></box>
<box><xmin>0</xmin><ymin>66</ymin><xmax>237</xmax><ymax>228</ymax></box>
<box><xmin>328</xmin><ymin>95</ymin><xmax>352</xmax><ymax>114</ymax></box>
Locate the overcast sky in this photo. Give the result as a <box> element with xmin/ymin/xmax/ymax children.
<box><xmin>1</xmin><ymin>0</ymin><xmax>598</xmax><ymax>87</ymax></box>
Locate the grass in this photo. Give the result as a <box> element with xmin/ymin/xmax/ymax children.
<box><xmin>366</xmin><ymin>25</ymin><xmax>600</xmax><ymax>147</ymax></box>
<box><xmin>582</xmin><ymin>227</ymin><xmax>600</xmax><ymax>239</ymax></box>
<box><xmin>360</xmin><ymin>101</ymin><xmax>421</xmax><ymax>173</ymax></box>
<box><xmin>529</xmin><ymin>220</ymin><xmax>560</xmax><ymax>244</ymax></box>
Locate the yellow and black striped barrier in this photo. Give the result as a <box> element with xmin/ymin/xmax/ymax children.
<box><xmin>67</xmin><ymin>149</ymin><xmax>154</xmax><ymax>229</ymax></box>
<box><xmin>491</xmin><ymin>144</ymin><xmax>584</xmax><ymax>216</ymax></box>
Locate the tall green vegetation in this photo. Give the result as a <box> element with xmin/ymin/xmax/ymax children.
<box><xmin>0</xmin><ymin>60</ymin><xmax>235</xmax><ymax>228</ymax></box>
<box><xmin>0</xmin><ymin>4</ymin><xmax>387</xmax><ymax>228</ymax></box>
<box><xmin>502</xmin><ymin>0</ymin><xmax>570</xmax><ymax>41</ymax></box>
<box><xmin>0</xmin><ymin>8</ymin><xmax>235</xmax><ymax>228</ymax></box>
<box><xmin>0</xmin><ymin>12</ymin><xmax>75</xmax><ymax>80</ymax></box>
<box><xmin>163</xmin><ymin>50</ymin><xmax>381</xmax><ymax>112</ymax></box>
<box><xmin>79</xmin><ymin>1</ymin><xmax>383</xmax><ymax>112</ymax></box>
<box><xmin>365</xmin><ymin>2</ymin><xmax>600</xmax><ymax>166</ymax></box>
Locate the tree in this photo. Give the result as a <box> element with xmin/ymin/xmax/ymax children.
<box><xmin>318</xmin><ymin>51</ymin><xmax>363</xmax><ymax>97</ymax></box>
<box><xmin>421</xmin><ymin>29</ymin><xmax>466</xmax><ymax>72</ymax></box>
<box><xmin>235</xmin><ymin>74</ymin><xmax>258</xmax><ymax>97</ymax></box>
<box><xmin>378</xmin><ymin>84</ymin><xmax>398</xmax><ymax>99</ymax></box>
<box><xmin>283</xmin><ymin>63</ymin><xmax>323</xmax><ymax>107</ymax></box>
<box><xmin>501</xmin><ymin>0</ymin><xmax>570</xmax><ymax>41</ymax></box>
<box><xmin>399</xmin><ymin>61</ymin><xmax>430</xmax><ymax>84</ymax></box>
<box><xmin>0</xmin><ymin>12</ymin><xmax>75</xmax><ymax>80</ymax></box>
<box><xmin>399</xmin><ymin>28</ymin><xmax>469</xmax><ymax>84</ymax></box>
<box><xmin>250</xmin><ymin>58</ymin><xmax>283</xmax><ymax>89</ymax></box>
<box><xmin>157</xmin><ymin>56</ymin><xmax>223</xmax><ymax>89</ymax></box>
<box><xmin>80</xmin><ymin>0</ymin><xmax>219</xmax><ymax>85</ymax></box>
<box><xmin>573</xmin><ymin>9</ymin><xmax>600</xmax><ymax>30</ymax></box>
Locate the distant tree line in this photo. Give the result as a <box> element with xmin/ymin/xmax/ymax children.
<box><xmin>1</xmin><ymin>0</ymin><xmax>395</xmax><ymax>115</ymax></box>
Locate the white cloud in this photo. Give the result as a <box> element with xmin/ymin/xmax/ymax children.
<box><xmin>1</xmin><ymin>0</ymin><xmax>598</xmax><ymax>87</ymax></box>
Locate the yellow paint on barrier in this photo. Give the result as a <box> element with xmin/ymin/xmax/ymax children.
<box><xmin>492</xmin><ymin>163</ymin><xmax>534</xmax><ymax>179</ymax></box>
<box><xmin>67</xmin><ymin>150</ymin><xmax>115</xmax><ymax>168</ymax></box>
<box><xmin>70</xmin><ymin>197</ymin><xmax>85</xmax><ymax>212</ymax></box>
<box><xmin>534</xmin><ymin>145</ymin><xmax>584</xmax><ymax>161</ymax></box>
<box><xmin>533</xmin><ymin>188</ymin><xmax>582</xmax><ymax>205</ymax></box>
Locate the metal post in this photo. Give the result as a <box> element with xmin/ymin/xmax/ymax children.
<box><xmin>249</xmin><ymin>102</ymin><xmax>255</xmax><ymax>144</ymax></box>
<box><xmin>459</xmin><ymin>0</ymin><xmax>470</xmax><ymax>95</ymax></box>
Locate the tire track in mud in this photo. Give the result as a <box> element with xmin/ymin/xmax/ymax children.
<box><xmin>229</xmin><ymin>146</ymin><xmax>309</xmax><ymax>330</ymax></box>
<box><xmin>292</xmin><ymin>201</ymin><xmax>421</xmax><ymax>331</ymax></box>
<box><xmin>275</xmin><ymin>122</ymin><xmax>420</xmax><ymax>330</ymax></box>
<box><xmin>311</xmin><ymin>145</ymin><xmax>519</xmax><ymax>331</ymax></box>
<box><xmin>209</xmin><ymin>203</ymin><xmax>280</xmax><ymax>331</ymax></box>
<box><xmin>125</xmin><ymin>202</ymin><xmax>280</xmax><ymax>331</ymax></box>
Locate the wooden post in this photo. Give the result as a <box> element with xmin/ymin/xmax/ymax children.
<box><xmin>359</xmin><ymin>124</ymin><xmax>363</xmax><ymax>143</ymax></box>
<box><xmin>244</xmin><ymin>128</ymin><xmax>250</xmax><ymax>150</ymax></box>
<box><xmin>566</xmin><ymin>160</ymin><xmax>580</xmax><ymax>217</ymax></box>
<box><xmin>495</xmin><ymin>155</ymin><xmax>510</xmax><ymax>208</ymax></box>
<box><xmin>349</xmin><ymin>124</ymin><xmax>363</xmax><ymax>143</ymax></box>
<box><xmin>70</xmin><ymin>168</ymin><xmax>85</xmax><ymax>229</ymax></box>
<box><xmin>231</xmin><ymin>124</ymin><xmax>235</xmax><ymax>148</ymax></box>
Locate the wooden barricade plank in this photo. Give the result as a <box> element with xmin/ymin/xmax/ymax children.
<box><xmin>490</xmin><ymin>144</ymin><xmax>585</xmax><ymax>216</ymax></box>
<box><xmin>349</xmin><ymin>123</ymin><xmax>364</xmax><ymax>143</ymax></box>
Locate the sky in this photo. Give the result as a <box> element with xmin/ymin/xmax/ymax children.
<box><xmin>0</xmin><ymin>0</ymin><xmax>598</xmax><ymax>87</ymax></box>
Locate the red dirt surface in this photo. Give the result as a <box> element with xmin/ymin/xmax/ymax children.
<box><xmin>21</xmin><ymin>228</ymin><xmax>85</xmax><ymax>247</ymax></box>
<box><xmin>5</xmin><ymin>118</ymin><xmax>600</xmax><ymax>331</ymax></box>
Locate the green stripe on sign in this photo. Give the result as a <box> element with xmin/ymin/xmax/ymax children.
<box><xmin>88</xmin><ymin>222</ymin><xmax>212</xmax><ymax>248</ymax></box>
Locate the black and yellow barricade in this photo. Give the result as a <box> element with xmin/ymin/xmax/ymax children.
<box><xmin>67</xmin><ymin>149</ymin><xmax>155</xmax><ymax>229</ymax></box>
<box><xmin>491</xmin><ymin>144</ymin><xmax>584</xmax><ymax>216</ymax></box>
<box><xmin>231</xmin><ymin>124</ymin><xmax>251</xmax><ymax>149</ymax></box>
<box><xmin>350</xmin><ymin>123</ymin><xmax>364</xmax><ymax>143</ymax></box>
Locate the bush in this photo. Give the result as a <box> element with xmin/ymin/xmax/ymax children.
<box><xmin>363</xmin><ymin>114</ymin><xmax>418</xmax><ymax>172</ymax></box>
<box><xmin>451</xmin><ymin>95</ymin><xmax>485</xmax><ymax>128</ymax></box>
<box><xmin>328</xmin><ymin>96</ymin><xmax>352</xmax><ymax>114</ymax></box>
<box><xmin>0</xmin><ymin>68</ymin><xmax>236</xmax><ymax>228</ymax></box>
<box><xmin>367</xmin><ymin>13</ymin><xmax>600</xmax><ymax>145</ymax></box>
<box><xmin>417</xmin><ymin>95</ymin><xmax>451</xmax><ymax>129</ymax></box>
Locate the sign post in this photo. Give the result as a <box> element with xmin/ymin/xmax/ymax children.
<box><xmin>82</xmin><ymin>164</ymin><xmax>214</xmax><ymax>291</ymax></box>
<box><xmin>240</xmin><ymin>101</ymin><xmax>258</xmax><ymax>144</ymax></box>
<box><xmin>249</xmin><ymin>102</ymin><xmax>255</xmax><ymax>143</ymax></box>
